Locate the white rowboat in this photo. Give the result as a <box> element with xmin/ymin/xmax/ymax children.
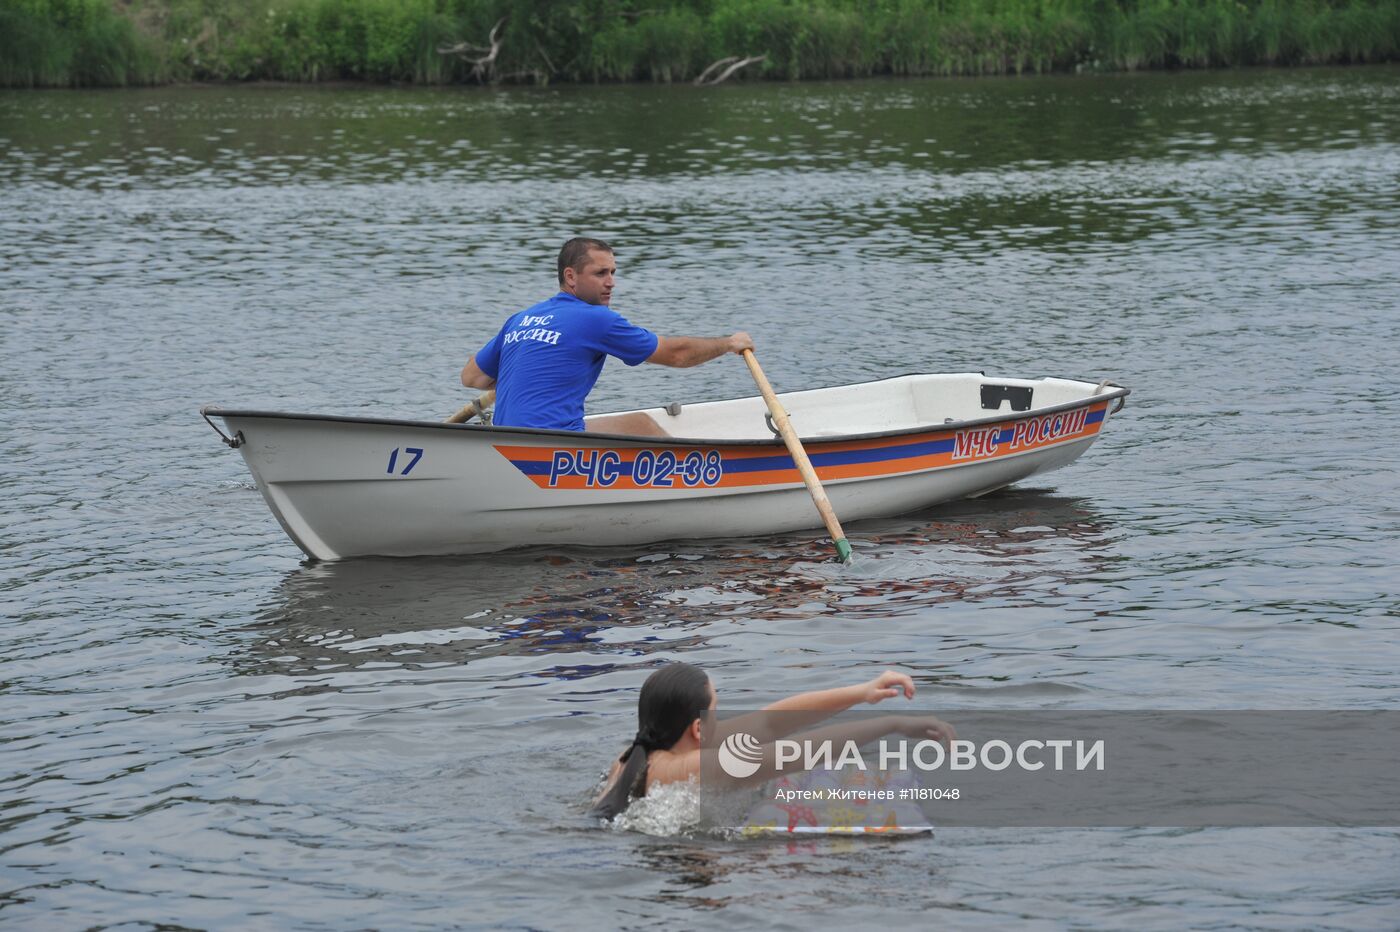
<box><xmin>202</xmin><ymin>373</ymin><xmax>1129</xmax><ymax>561</ymax></box>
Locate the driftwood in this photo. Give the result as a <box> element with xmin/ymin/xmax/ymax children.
<box><xmin>438</xmin><ymin>17</ymin><xmax>507</xmax><ymax>83</ymax></box>
<box><xmin>693</xmin><ymin>55</ymin><xmax>766</xmax><ymax>86</ymax></box>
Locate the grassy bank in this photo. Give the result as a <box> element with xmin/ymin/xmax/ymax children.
<box><xmin>3</xmin><ymin>0</ymin><xmax>1398</xmax><ymax>87</ymax></box>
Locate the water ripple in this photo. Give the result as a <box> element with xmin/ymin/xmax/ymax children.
<box><xmin>3</xmin><ymin>67</ymin><xmax>1399</xmax><ymax>928</ymax></box>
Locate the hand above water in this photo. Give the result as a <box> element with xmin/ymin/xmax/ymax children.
<box><xmin>894</xmin><ymin>714</ymin><xmax>957</xmax><ymax>744</ymax></box>
<box><xmin>862</xmin><ymin>670</ymin><xmax>916</xmax><ymax>705</ymax></box>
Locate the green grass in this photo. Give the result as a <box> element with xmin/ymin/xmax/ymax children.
<box><xmin>2</xmin><ymin>0</ymin><xmax>1398</xmax><ymax>87</ymax></box>
<box><xmin>0</xmin><ymin>0</ymin><xmax>161</xmax><ymax>86</ymax></box>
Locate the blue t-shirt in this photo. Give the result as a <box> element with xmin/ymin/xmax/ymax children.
<box><xmin>473</xmin><ymin>293</ymin><xmax>659</xmax><ymax>431</ymax></box>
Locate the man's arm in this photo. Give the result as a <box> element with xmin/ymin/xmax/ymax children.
<box><xmin>646</xmin><ymin>331</ymin><xmax>753</xmax><ymax>368</ymax></box>
<box><xmin>460</xmin><ymin>356</ymin><xmax>496</xmax><ymax>390</ymax></box>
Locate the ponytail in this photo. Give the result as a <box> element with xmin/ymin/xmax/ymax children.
<box><xmin>588</xmin><ymin>735</ymin><xmax>654</xmax><ymax>821</ymax></box>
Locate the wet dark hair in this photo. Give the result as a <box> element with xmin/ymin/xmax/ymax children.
<box><xmin>588</xmin><ymin>662</ymin><xmax>711</xmax><ymax>821</ymax></box>
<box><xmin>557</xmin><ymin>237</ymin><xmax>613</xmax><ymax>286</ymax></box>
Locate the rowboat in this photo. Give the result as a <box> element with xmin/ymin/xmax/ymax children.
<box><xmin>201</xmin><ymin>373</ymin><xmax>1129</xmax><ymax>561</ymax></box>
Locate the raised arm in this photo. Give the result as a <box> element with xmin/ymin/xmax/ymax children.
<box><xmin>647</xmin><ymin>331</ymin><xmax>754</xmax><ymax>368</ymax></box>
<box><xmin>719</xmin><ymin>670</ymin><xmax>918</xmax><ymax>744</ymax></box>
<box><xmin>764</xmin><ymin>671</ymin><xmax>915</xmax><ymax>715</ymax></box>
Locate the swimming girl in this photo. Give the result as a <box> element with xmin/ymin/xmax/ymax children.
<box><xmin>589</xmin><ymin>663</ymin><xmax>955</xmax><ymax>820</ymax></box>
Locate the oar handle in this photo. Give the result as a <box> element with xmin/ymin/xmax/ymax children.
<box><xmin>445</xmin><ymin>388</ymin><xmax>496</xmax><ymax>424</ymax></box>
<box><xmin>741</xmin><ymin>349</ymin><xmax>851</xmax><ymax>563</ymax></box>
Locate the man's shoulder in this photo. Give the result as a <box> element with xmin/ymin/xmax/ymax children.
<box><xmin>516</xmin><ymin>294</ymin><xmax>568</xmax><ymax>317</ymax></box>
<box><xmin>522</xmin><ymin>292</ymin><xmax>595</xmax><ymax>315</ymax></box>
<box><xmin>549</xmin><ymin>294</ymin><xmax>631</xmax><ymax>326</ymax></box>
<box><xmin>516</xmin><ymin>294</ymin><xmax>645</xmax><ymax>338</ymax></box>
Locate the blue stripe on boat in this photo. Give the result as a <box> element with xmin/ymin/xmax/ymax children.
<box><xmin>724</xmin><ymin>436</ymin><xmax>958</xmax><ymax>473</ymax></box>
<box><xmin>506</xmin><ymin>407</ymin><xmax>1100</xmax><ymax>477</ymax></box>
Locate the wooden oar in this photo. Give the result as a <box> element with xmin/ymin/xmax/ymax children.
<box><xmin>741</xmin><ymin>349</ymin><xmax>852</xmax><ymax>564</ymax></box>
<box><xmin>445</xmin><ymin>389</ymin><xmax>496</xmax><ymax>424</ymax></box>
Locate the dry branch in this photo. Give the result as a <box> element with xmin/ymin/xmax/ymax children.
<box><xmin>693</xmin><ymin>56</ymin><xmax>738</xmax><ymax>85</ymax></box>
<box><xmin>438</xmin><ymin>17</ymin><xmax>507</xmax><ymax>83</ymax></box>
<box><xmin>694</xmin><ymin>55</ymin><xmax>766</xmax><ymax>86</ymax></box>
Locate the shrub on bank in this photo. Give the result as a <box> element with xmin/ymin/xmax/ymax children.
<box><xmin>0</xmin><ymin>0</ymin><xmax>159</xmax><ymax>85</ymax></box>
<box><xmin>2</xmin><ymin>0</ymin><xmax>1397</xmax><ymax>87</ymax></box>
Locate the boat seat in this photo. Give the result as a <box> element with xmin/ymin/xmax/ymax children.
<box><xmin>583</xmin><ymin>411</ymin><xmax>670</xmax><ymax>437</ymax></box>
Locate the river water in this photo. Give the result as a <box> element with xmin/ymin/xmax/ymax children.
<box><xmin>3</xmin><ymin>67</ymin><xmax>1399</xmax><ymax>928</ymax></box>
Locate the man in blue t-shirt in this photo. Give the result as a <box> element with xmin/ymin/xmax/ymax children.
<box><xmin>459</xmin><ymin>237</ymin><xmax>753</xmax><ymax>435</ymax></box>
